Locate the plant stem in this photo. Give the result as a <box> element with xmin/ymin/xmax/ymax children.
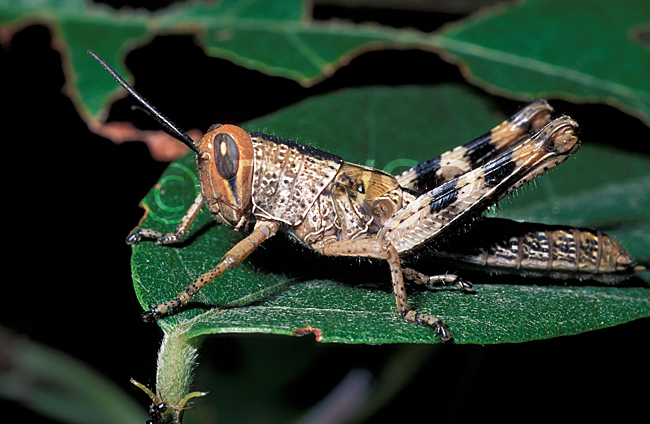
<box><xmin>155</xmin><ymin>324</ymin><xmax>205</xmax><ymax>423</ymax></box>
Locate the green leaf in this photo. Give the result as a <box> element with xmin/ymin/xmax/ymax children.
<box><xmin>0</xmin><ymin>0</ymin><xmax>150</xmax><ymax>120</ymax></box>
<box><xmin>3</xmin><ymin>0</ymin><xmax>649</xmax><ymax>130</ymax></box>
<box><xmin>0</xmin><ymin>0</ymin><xmax>427</xmax><ymax>122</ymax></box>
<box><xmin>437</xmin><ymin>0</ymin><xmax>650</xmax><ymax>125</ymax></box>
<box><xmin>130</xmin><ymin>85</ymin><xmax>650</xmax><ymax>344</ymax></box>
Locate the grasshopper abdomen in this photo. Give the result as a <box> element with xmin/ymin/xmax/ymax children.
<box><xmin>432</xmin><ymin>218</ymin><xmax>643</xmax><ymax>283</ymax></box>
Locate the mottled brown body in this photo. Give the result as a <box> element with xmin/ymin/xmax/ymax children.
<box><xmin>91</xmin><ymin>51</ymin><xmax>642</xmax><ymax>341</ymax></box>
<box><xmin>250</xmin><ymin>133</ymin><xmax>342</xmax><ymax>225</ymax></box>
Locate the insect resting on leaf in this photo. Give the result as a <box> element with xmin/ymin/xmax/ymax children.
<box><xmin>89</xmin><ymin>51</ymin><xmax>643</xmax><ymax>341</ymax></box>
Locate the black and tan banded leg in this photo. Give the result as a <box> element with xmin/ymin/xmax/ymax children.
<box><xmin>396</xmin><ymin>100</ymin><xmax>554</xmax><ymax>193</ymax></box>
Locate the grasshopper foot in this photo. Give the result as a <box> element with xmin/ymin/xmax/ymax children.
<box><xmin>456</xmin><ymin>277</ymin><xmax>474</xmax><ymax>293</ymax></box>
<box><xmin>431</xmin><ymin>320</ymin><xmax>451</xmax><ymax>341</ymax></box>
<box><xmin>126</xmin><ymin>229</ymin><xmax>164</xmax><ymax>245</ymax></box>
<box><xmin>404</xmin><ymin>310</ymin><xmax>452</xmax><ymax>341</ymax></box>
<box><xmin>141</xmin><ymin>305</ymin><xmax>162</xmax><ymax>323</ymax></box>
<box><xmin>126</xmin><ymin>232</ymin><xmax>142</xmax><ymax>245</ymax></box>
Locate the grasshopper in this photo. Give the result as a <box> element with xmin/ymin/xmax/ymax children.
<box><xmin>90</xmin><ymin>52</ymin><xmax>642</xmax><ymax>341</ymax></box>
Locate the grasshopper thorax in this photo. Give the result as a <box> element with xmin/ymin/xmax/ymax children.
<box><xmin>197</xmin><ymin>124</ymin><xmax>254</xmax><ymax>228</ymax></box>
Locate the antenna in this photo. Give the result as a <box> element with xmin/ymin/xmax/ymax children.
<box><xmin>88</xmin><ymin>50</ymin><xmax>200</xmax><ymax>154</ymax></box>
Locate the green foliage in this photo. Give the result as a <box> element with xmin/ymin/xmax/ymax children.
<box><xmin>2</xmin><ymin>0</ymin><xmax>647</xmax><ymax>344</ymax></box>
<box><xmin>3</xmin><ymin>2</ymin><xmax>649</xmax><ymax>422</ymax></box>
<box><xmin>439</xmin><ymin>0</ymin><xmax>650</xmax><ymax>124</ymax></box>
<box><xmin>1</xmin><ymin>0</ymin><xmax>649</xmax><ymax>124</ymax></box>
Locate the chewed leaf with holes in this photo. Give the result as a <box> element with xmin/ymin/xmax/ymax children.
<box><xmin>1</xmin><ymin>0</ymin><xmax>649</xmax><ymax>127</ymax></box>
<box><xmin>130</xmin><ymin>85</ymin><xmax>650</xmax><ymax>344</ymax></box>
<box><xmin>0</xmin><ymin>0</ymin><xmax>421</xmax><ymax>122</ymax></box>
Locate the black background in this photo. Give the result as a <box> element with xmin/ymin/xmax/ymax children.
<box><xmin>2</xmin><ymin>2</ymin><xmax>649</xmax><ymax>423</ymax></box>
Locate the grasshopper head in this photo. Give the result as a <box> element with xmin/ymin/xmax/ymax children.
<box><xmin>197</xmin><ymin>124</ymin><xmax>254</xmax><ymax>228</ymax></box>
<box><xmin>88</xmin><ymin>51</ymin><xmax>255</xmax><ymax>229</ymax></box>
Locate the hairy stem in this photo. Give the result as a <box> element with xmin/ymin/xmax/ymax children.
<box><xmin>155</xmin><ymin>324</ymin><xmax>205</xmax><ymax>423</ymax></box>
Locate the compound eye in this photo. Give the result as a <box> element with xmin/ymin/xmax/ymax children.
<box><xmin>214</xmin><ymin>132</ymin><xmax>239</xmax><ymax>179</ymax></box>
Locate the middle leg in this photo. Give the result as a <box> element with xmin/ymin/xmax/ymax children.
<box><xmin>315</xmin><ymin>237</ymin><xmax>453</xmax><ymax>340</ymax></box>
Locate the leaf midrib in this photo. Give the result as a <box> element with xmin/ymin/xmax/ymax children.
<box><xmin>437</xmin><ymin>37</ymin><xmax>650</xmax><ymax>102</ymax></box>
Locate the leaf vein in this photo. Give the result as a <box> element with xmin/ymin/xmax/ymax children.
<box><xmin>439</xmin><ymin>37</ymin><xmax>650</xmax><ymax>102</ymax></box>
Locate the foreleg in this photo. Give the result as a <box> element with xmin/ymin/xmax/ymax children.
<box><xmin>142</xmin><ymin>220</ymin><xmax>279</xmax><ymax>321</ymax></box>
<box><xmin>127</xmin><ymin>193</ymin><xmax>204</xmax><ymax>245</ymax></box>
